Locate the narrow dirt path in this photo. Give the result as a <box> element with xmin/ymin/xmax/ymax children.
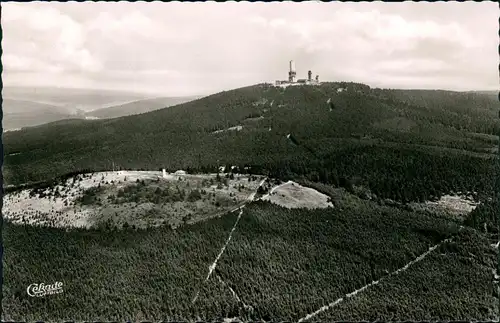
<box><xmin>192</xmin><ymin>206</ymin><xmax>245</xmax><ymax>304</ymax></box>
<box><xmin>297</xmin><ymin>235</ymin><xmax>457</xmax><ymax>323</ymax></box>
<box><xmin>260</xmin><ymin>180</ymin><xmax>293</xmax><ymax>200</ymax></box>
<box><xmin>491</xmin><ymin>241</ymin><xmax>499</xmax><ymax>249</ymax></box>
<box><xmin>191</xmin><ymin>177</ymin><xmax>267</xmax><ymax>305</ymax></box>
<box><xmin>216</xmin><ymin>273</ymin><xmax>243</xmax><ymax>303</ymax></box>
<box><xmin>216</xmin><ymin>273</ymin><xmax>255</xmax><ymax>313</ymax></box>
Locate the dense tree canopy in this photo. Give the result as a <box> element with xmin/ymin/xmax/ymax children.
<box><xmin>2</xmin><ymin>83</ymin><xmax>498</xmax><ymax>321</ymax></box>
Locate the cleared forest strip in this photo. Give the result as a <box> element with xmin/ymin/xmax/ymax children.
<box><xmin>260</xmin><ymin>180</ymin><xmax>293</xmax><ymax>200</ymax></box>
<box><xmin>216</xmin><ymin>273</ymin><xmax>243</xmax><ymax>303</ymax></box>
<box><xmin>192</xmin><ymin>177</ymin><xmax>267</xmax><ymax>304</ymax></box>
<box><xmin>205</xmin><ymin>208</ymin><xmax>245</xmax><ymax>282</ymax></box>
<box><xmin>216</xmin><ymin>273</ymin><xmax>255</xmax><ymax>314</ymax></box>
<box><xmin>192</xmin><ymin>207</ymin><xmax>244</xmax><ymax>304</ymax></box>
<box><xmin>297</xmin><ymin>235</ymin><xmax>457</xmax><ymax>323</ymax></box>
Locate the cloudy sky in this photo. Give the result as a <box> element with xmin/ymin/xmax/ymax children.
<box><xmin>2</xmin><ymin>1</ymin><xmax>498</xmax><ymax>96</ymax></box>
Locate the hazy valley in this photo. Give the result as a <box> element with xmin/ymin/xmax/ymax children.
<box><xmin>2</xmin><ymin>86</ymin><xmax>200</xmax><ymax>131</ymax></box>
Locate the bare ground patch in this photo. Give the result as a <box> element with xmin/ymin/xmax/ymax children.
<box><xmin>407</xmin><ymin>194</ymin><xmax>480</xmax><ymax>221</ymax></box>
<box><xmin>261</xmin><ymin>181</ymin><xmax>334</xmax><ymax>209</ymax></box>
<box><xmin>3</xmin><ymin>171</ymin><xmax>265</xmax><ymax>230</ymax></box>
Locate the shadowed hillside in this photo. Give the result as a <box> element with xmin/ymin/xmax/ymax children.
<box><xmin>2</xmin><ymin>82</ymin><xmax>498</xmax><ymax>321</ymax></box>
<box><xmin>4</xmin><ymin>82</ymin><xmax>498</xmax><ymax>204</ymax></box>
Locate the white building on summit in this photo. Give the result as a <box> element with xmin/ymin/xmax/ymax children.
<box><xmin>275</xmin><ymin>60</ymin><xmax>321</xmax><ymax>87</ymax></box>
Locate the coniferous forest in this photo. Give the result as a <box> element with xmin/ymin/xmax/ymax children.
<box><xmin>2</xmin><ymin>83</ymin><xmax>499</xmax><ymax>321</ymax></box>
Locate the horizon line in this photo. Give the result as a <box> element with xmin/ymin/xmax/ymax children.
<box><xmin>2</xmin><ymin>83</ymin><xmax>498</xmax><ymax>96</ymax></box>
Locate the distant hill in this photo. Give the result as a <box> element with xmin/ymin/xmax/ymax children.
<box><xmin>2</xmin><ymin>98</ymin><xmax>77</xmax><ymax>131</ymax></box>
<box><xmin>85</xmin><ymin>96</ymin><xmax>203</xmax><ymax>119</ymax></box>
<box><xmin>2</xmin><ymin>86</ymin><xmax>201</xmax><ymax>130</ymax></box>
<box><xmin>3</xmin><ymin>82</ymin><xmax>498</xmax><ymax>203</ymax></box>
<box><xmin>469</xmin><ymin>90</ymin><xmax>498</xmax><ymax>96</ymax></box>
<box><xmin>3</xmin><ymin>86</ymin><xmax>149</xmax><ymax>112</ymax></box>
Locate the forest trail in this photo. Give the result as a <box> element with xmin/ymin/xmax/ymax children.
<box><xmin>192</xmin><ymin>178</ymin><xmax>267</xmax><ymax>304</ymax></box>
<box><xmin>492</xmin><ymin>241</ymin><xmax>499</xmax><ymax>249</ymax></box>
<box><xmin>216</xmin><ymin>274</ymin><xmax>255</xmax><ymax>313</ymax></box>
<box><xmin>192</xmin><ymin>207</ymin><xmax>244</xmax><ymax>304</ymax></box>
<box><xmin>216</xmin><ymin>274</ymin><xmax>243</xmax><ymax>303</ymax></box>
<box><xmin>247</xmin><ymin>177</ymin><xmax>269</xmax><ymax>201</ymax></box>
<box><xmin>260</xmin><ymin>180</ymin><xmax>293</xmax><ymax>200</ymax></box>
<box><xmin>297</xmin><ymin>235</ymin><xmax>457</xmax><ymax>323</ymax></box>
<box><xmin>258</xmin><ymin>177</ymin><xmax>268</xmax><ymax>190</ymax></box>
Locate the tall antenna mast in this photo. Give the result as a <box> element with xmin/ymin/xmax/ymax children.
<box><xmin>288</xmin><ymin>60</ymin><xmax>297</xmax><ymax>83</ymax></box>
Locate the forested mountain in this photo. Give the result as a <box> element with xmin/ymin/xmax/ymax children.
<box><xmin>4</xmin><ymin>82</ymin><xmax>498</xmax><ymax>204</ymax></box>
<box><xmin>2</xmin><ymin>82</ymin><xmax>498</xmax><ymax>321</ymax></box>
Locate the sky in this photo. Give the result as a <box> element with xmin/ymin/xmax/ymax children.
<box><xmin>2</xmin><ymin>1</ymin><xmax>498</xmax><ymax>96</ymax></box>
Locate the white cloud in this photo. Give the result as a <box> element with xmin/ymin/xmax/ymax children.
<box><xmin>2</xmin><ymin>1</ymin><xmax>497</xmax><ymax>95</ymax></box>
<box><xmin>2</xmin><ymin>3</ymin><xmax>101</xmax><ymax>75</ymax></box>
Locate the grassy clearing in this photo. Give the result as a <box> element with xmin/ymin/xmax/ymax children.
<box><xmin>261</xmin><ymin>181</ymin><xmax>334</xmax><ymax>209</ymax></box>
